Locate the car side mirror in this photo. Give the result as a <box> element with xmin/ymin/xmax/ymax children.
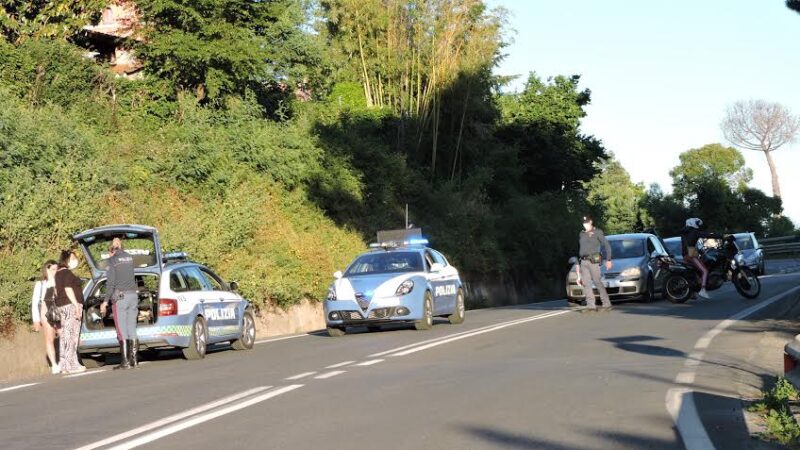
<box><xmin>333</xmin><ymin>270</ymin><xmax>343</xmax><ymax>280</ymax></box>
<box><xmin>229</xmin><ymin>281</ymin><xmax>239</xmax><ymax>292</ymax></box>
<box><xmin>430</xmin><ymin>263</ymin><xmax>445</xmax><ymax>273</ymax></box>
<box><xmin>568</xmin><ymin>256</ymin><xmax>578</xmax><ymax>265</ymax></box>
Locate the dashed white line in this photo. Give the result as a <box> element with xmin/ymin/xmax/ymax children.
<box><xmin>64</xmin><ymin>369</ymin><xmax>105</xmax><ymax>378</ymax></box>
<box><xmin>285</xmin><ymin>371</ymin><xmax>317</xmax><ymax>380</ymax></box>
<box><xmin>104</xmin><ymin>385</ymin><xmax>302</xmax><ymax>450</ymax></box>
<box><xmin>325</xmin><ymin>361</ymin><xmax>355</xmax><ymax>369</ymax></box>
<box><xmin>74</xmin><ymin>386</ymin><xmax>272</xmax><ymax>450</ymax></box>
<box><xmin>354</xmin><ymin>359</ymin><xmax>384</xmax><ymax>366</ymax></box>
<box><xmin>255</xmin><ymin>333</ymin><xmax>312</xmax><ymax>345</ymax></box>
<box><xmin>0</xmin><ymin>382</ymin><xmax>40</xmax><ymax>393</ymax></box>
<box><xmin>314</xmin><ymin>370</ymin><xmax>346</xmax><ymax>380</ymax></box>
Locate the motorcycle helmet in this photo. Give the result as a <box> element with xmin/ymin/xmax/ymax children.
<box><xmin>685</xmin><ymin>218</ymin><xmax>703</xmax><ymax>229</ymax></box>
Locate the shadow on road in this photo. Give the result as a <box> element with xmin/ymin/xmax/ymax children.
<box><xmin>459</xmin><ymin>424</ymin><xmax>679</xmax><ymax>449</ymax></box>
<box><xmin>600</xmin><ymin>335</ymin><xmax>686</xmax><ymax>358</ymax></box>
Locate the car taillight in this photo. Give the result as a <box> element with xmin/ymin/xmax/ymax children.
<box><xmin>159</xmin><ymin>298</ymin><xmax>178</xmax><ymax>316</ymax></box>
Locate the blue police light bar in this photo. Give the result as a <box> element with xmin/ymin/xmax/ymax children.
<box><xmin>407</xmin><ymin>238</ymin><xmax>429</xmax><ymax>246</ymax></box>
<box><xmin>163</xmin><ymin>251</ymin><xmax>189</xmax><ymax>262</ymax></box>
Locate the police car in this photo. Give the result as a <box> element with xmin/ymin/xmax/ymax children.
<box><xmin>75</xmin><ymin>225</ymin><xmax>256</xmax><ymax>366</ymax></box>
<box><xmin>324</xmin><ymin>230</ymin><xmax>465</xmax><ymax>336</ymax></box>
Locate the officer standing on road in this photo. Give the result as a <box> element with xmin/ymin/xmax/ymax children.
<box><xmin>100</xmin><ymin>238</ymin><xmax>139</xmax><ymax>369</ymax></box>
<box><xmin>576</xmin><ymin>215</ymin><xmax>614</xmax><ymax>312</ymax></box>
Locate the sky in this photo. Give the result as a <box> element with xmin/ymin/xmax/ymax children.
<box><xmin>487</xmin><ymin>0</ymin><xmax>800</xmax><ymax>225</ymax></box>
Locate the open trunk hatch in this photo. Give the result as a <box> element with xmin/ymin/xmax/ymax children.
<box><xmin>73</xmin><ymin>224</ymin><xmax>163</xmax><ymax>280</ymax></box>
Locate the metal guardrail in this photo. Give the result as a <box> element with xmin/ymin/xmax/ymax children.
<box><xmin>759</xmin><ymin>235</ymin><xmax>800</xmax><ymax>257</ymax></box>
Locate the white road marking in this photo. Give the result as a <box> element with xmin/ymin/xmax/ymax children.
<box><xmin>666</xmin><ymin>284</ymin><xmax>800</xmax><ymax>450</ymax></box>
<box><xmin>104</xmin><ymin>385</ymin><xmax>302</xmax><ymax>450</ymax></box>
<box><xmin>369</xmin><ymin>310</ymin><xmax>568</xmax><ymax>358</ymax></box>
<box><xmin>325</xmin><ymin>361</ymin><xmax>355</xmax><ymax>369</ymax></box>
<box><xmin>0</xmin><ymin>383</ymin><xmax>40</xmax><ymax>393</ymax></box>
<box><xmin>64</xmin><ymin>369</ymin><xmax>105</xmax><ymax>378</ymax></box>
<box><xmin>314</xmin><ymin>370</ymin><xmax>346</xmax><ymax>379</ymax></box>
<box><xmin>255</xmin><ymin>333</ymin><xmax>312</xmax><ymax>345</ymax></box>
<box><xmin>387</xmin><ymin>310</ymin><xmax>571</xmax><ymax>357</ymax></box>
<box><xmin>285</xmin><ymin>371</ymin><xmax>317</xmax><ymax>380</ymax></box>
<box><xmin>354</xmin><ymin>359</ymin><xmax>384</xmax><ymax>366</ymax></box>
<box><xmin>74</xmin><ymin>386</ymin><xmax>271</xmax><ymax>450</ymax></box>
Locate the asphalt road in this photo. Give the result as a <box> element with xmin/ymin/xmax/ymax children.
<box><xmin>2</xmin><ymin>262</ymin><xmax>799</xmax><ymax>450</ymax></box>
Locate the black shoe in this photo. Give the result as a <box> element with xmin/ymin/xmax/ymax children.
<box><xmin>129</xmin><ymin>339</ymin><xmax>139</xmax><ymax>368</ymax></box>
<box><xmin>114</xmin><ymin>340</ymin><xmax>131</xmax><ymax>370</ymax></box>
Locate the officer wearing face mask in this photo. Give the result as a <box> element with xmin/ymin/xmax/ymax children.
<box><xmin>576</xmin><ymin>215</ymin><xmax>613</xmax><ymax>312</ymax></box>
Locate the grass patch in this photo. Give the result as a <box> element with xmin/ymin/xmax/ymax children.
<box><xmin>749</xmin><ymin>377</ymin><xmax>800</xmax><ymax>447</ymax></box>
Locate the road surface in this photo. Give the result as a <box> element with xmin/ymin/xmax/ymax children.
<box><xmin>2</xmin><ymin>264</ymin><xmax>799</xmax><ymax>450</ymax></box>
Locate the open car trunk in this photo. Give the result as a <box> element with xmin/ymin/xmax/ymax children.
<box><xmin>83</xmin><ymin>274</ymin><xmax>161</xmax><ymax>331</ymax></box>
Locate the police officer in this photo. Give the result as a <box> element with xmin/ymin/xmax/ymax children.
<box><xmin>576</xmin><ymin>215</ymin><xmax>614</xmax><ymax>312</ymax></box>
<box><xmin>99</xmin><ymin>238</ymin><xmax>139</xmax><ymax>369</ymax></box>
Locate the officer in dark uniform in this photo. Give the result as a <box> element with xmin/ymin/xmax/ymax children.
<box><xmin>576</xmin><ymin>215</ymin><xmax>614</xmax><ymax>312</ymax></box>
<box><xmin>100</xmin><ymin>238</ymin><xmax>139</xmax><ymax>369</ymax></box>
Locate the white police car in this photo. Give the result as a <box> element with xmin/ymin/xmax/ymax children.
<box><xmin>324</xmin><ymin>232</ymin><xmax>465</xmax><ymax>336</ymax></box>
<box><xmin>74</xmin><ymin>225</ymin><xmax>256</xmax><ymax>366</ymax></box>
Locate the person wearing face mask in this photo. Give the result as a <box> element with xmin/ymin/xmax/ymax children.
<box><xmin>575</xmin><ymin>215</ymin><xmax>613</xmax><ymax>312</ymax></box>
<box><xmin>54</xmin><ymin>250</ymin><xmax>86</xmax><ymax>374</ymax></box>
<box><xmin>99</xmin><ymin>238</ymin><xmax>139</xmax><ymax>370</ymax></box>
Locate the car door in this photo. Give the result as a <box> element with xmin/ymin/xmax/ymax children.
<box><xmin>432</xmin><ymin>250</ymin><xmax>458</xmax><ymax>313</ymax></box>
<box><xmin>197</xmin><ymin>267</ymin><xmax>240</xmax><ymax>341</ymax></box>
<box><xmin>424</xmin><ymin>250</ymin><xmax>451</xmax><ymax>315</ymax></box>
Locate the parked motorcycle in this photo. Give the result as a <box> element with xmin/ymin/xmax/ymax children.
<box><xmin>663</xmin><ymin>235</ymin><xmax>761</xmax><ymax>303</ymax></box>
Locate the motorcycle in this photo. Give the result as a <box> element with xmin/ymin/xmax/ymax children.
<box><xmin>663</xmin><ymin>235</ymin><xmax>761</xmax><ymax>303</ymax></box>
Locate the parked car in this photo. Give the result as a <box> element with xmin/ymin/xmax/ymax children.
<box><xmin>75</xmin><ymin>224</ymin><xmax>256</xmax><ymax>366</ymax></box>
<box><xmin>733</xmin><ymin>232</ymin><xmax>765</xmax><ymax>275</ymax></box>
<box><xmin>324</xmin><ymin>237</ymin><xmax>465</xmax><ymax>336</ymax></box>
<box><xmin>566</xmin><ymin>233</ymin><xmax>670</xmax><ymax>305</ymax></box>
<box><xmin>663</xmin><ymin>237</ymin><xmax>683</xmax><ymax>262</ymax></box>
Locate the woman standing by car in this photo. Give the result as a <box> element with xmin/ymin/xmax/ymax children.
<box><xmin>31</xmin><ymin>260</ymin><xmax>60</xmax><ymax>374</ymax></box>
<box><xmin>54</xmin><ymin>250</ymin><xmax>86</xmax><ymax>374</ymax></box>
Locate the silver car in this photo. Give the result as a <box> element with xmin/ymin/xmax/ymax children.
<box><xmin>566</xmin><ymin>233</ymin><xmax>670</xmax><ymax>305</ymax></box>
<box><xmin>733</xmin><ymin>232</ymin><xmax>765</xmax><ymax>275</ymax></box>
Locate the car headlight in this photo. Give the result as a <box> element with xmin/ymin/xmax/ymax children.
<box><xmin>621</xmin><ymin>267</ymin><xmax>641</xmax><ymax>278</ymax></box>
<box><xmin>395</xmin><ymin>280</ymin><xmax>414</xmax><ymax>296</ymax></box>
<box><xmin>326</xmin><ymin>285</ymin><xmax>337</xmax><ymax>301</ymax></box>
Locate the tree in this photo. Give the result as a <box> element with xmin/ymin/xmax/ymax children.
<box><xmin>584</xmin><ymin>158</ymin><xmax>647</xmax><ymax>235</ymax></box>
<box><xmin>721</xmin><ymin>100</ymin><xmax>800</xmax><ymax>198</ymax></box>
<box><xmin>788</xmin><ymin>0</ymin><xmax>800</xmax><ymax>14</ymax></box>
<box><xmin>0</xmin><ymin>0</ymin><xmax>106</xmax><ymax>44</ymax></box>
<box><xmin>669</xmin><ymin>143</ymin><xmax>751</xmax><ymax>200</ymax></box>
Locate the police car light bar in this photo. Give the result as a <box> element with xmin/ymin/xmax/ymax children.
<box><xmin>163</xmin><ymin>251</ymin><xmax>189</xmax><ymax>262</ymax></box>
<box><xmin>368</xmin><ymin>238</ymin><xmax>429</xmax><ymax>249</ymax></box>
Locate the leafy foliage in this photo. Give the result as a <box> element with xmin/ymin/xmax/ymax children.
<box><xmin>584</xmin><ymin>158</ymin><xmax>648</xmax><ymax>235</ymax></box>
<box><xmin>0</xmin><ymin>0</ymin><xmax>106</xmax><ymax>44</ymax></box>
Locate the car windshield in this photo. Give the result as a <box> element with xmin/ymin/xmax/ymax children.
<box><xmin>345</xmin><ymin>252</ymin><xmax>424</xmax><ymax>276</ymax></box>
<box><xmin>607</xmin><ymin>238</ymin><xmax>645</xmax><ymax>259</ymax></box>
<box><xmin>735</xmin><ymin>235</ymin><xmax>755</xmax><ymax>250</ymax></box>
<box><xmin>664</xmin><ymin>239</ymin><xmax>682</xmax><ymax>256</ymax></box>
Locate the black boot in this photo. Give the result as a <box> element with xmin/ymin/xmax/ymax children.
<box><xmin>114</xmin><ymin>340</ymin><xmax>131</xmax><ymax>370</ymax></box>
<box><xmin>129</xmin><ymin>339</ymin><xmax>139</xmax><ymax>368</ymax></box>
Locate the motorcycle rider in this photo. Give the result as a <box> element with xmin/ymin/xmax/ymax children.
<box><xmin>680</xmin><ymin>218</ymin><xmax>714</xmax><ymax>299</ymax></box>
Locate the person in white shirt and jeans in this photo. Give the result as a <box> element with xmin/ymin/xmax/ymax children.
<box><xmin>31</xmin><ymin>260</ymin><xmax>60</xmax><ymax>374</ymax></box>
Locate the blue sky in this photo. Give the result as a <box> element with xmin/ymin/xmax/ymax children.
<box><xmin>487</xmin><ymin>0</ymin><xmax>800</xmax><ymax>225</ymax></box>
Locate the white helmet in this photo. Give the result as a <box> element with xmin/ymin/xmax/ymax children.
<box><xmin>685</xmin><ymin>218</ymin><xmax>703</xmax><ymax>229</ymax></box>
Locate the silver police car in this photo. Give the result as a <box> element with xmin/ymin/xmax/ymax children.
<box><xmin>324</xmin><ymin>236</ymin><xmax>465</xmax><ymax>336</ymax></box>
<box><xmin>75</xmin><ymin>225</ymin><xmax>256</xmax><ymax>366</ymax></box>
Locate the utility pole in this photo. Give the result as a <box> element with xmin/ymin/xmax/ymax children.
<box><xmin>405</xmin><ymin>204</ymin><xmax>409</xmax><ymax>229</ymax></box>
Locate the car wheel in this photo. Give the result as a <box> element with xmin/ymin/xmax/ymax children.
<box><xmin>327</xmin><ymin>327</ymin><xmax>346</xmax><ymax>337</ymax></box>
<box><xmin>79</xmin><ymin>354</ymin><xmax>105</xmax><ymax>369</ymax></box>
<box><xmin>447</xmin><ymin>289</ymin><xmax>466</xmax><ymax>325</ymax></box>
<box><xmin>182</xmin><ymin>316</ymin><xmax>207</xmax><ymax>360</ymax></box>
<box><xmin>232</xmin><ymin>310</ymin><xmax>256</xmax><ymax>351</ymax></box>
<box><xmin>414</xmin><ymin>292</ymin><xmax>434</xmax><ymax>331</ymax></box>
<box><xmin>641</xmin><ymin>276</ymin><xmax>655</xmax><ymax>303</ymax></box>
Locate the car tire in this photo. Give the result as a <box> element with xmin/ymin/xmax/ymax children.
<box><xmin>182</xmin><ymin>316</ymin><xmax>207</xmax><ymax>360</ymax></box>
<box><xmin>414</xmin><ymin>292</ymin><xmax>434</xmax><ymax>331</ymax></box>
<box><xmin>231</xmin><ymin>310</ymin><xmax>256</xmax><ymax>351</ymax></box>
<box><xmin>447</xmin><ymin>289</ymin><xmax>466</xmax><ymax>325</ymax></box>
<box><xmin>327</xmin><ymin>327</ymin><xmax>346</xmax><ymax>337</ymax></box>
<box><xmin>79</xmin><ymin>354</ymin><xmax>105</xmax><ymax>369</ymax></box>
<box><xmin>641</xmin><ymin>276</ymin><xmax>655</xmax><ymax>303</ymax></box>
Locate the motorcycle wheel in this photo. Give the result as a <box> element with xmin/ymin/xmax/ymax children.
<box><xmin>664</xmin><ymin>273</ymin><xmax>692</xmax><ymax>304</ymax></box>
<box><xmin>733</xmin><ymin>268</ymin><xmax>761</xmax><ymax>299</ymax></box>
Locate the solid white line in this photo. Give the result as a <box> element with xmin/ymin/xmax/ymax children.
<box><xmin>388</xmin><ymin>310</ymin><xmax>571</xmax><ymax>357</ymax></box>
<box><xmin>254</xmin><ymin>333</ymin><xmax>311</xmax><ymax>345</ymax></box>
<box><xmin>74</xmin><ymin>386</ymin><xmax>271</xmax><ymax>450</ymax></box>
<box><xmin>369</xmin><ymin>310</ymin><xmax>568</xmax><ymax>358</ymax></box>
<box><xmin>64</xmin><ymin>369</ymin><xmax>105</xmax><ymax>379</ymax></box>
<box><xmin>666</xmin><ymin>284</ymin><xmax>800</xmax><ymax>450</ymax></box>
<box><xmin>314</xmin><ymin>370</ymin><xmax>346</xmax><ymax>379</ymax></box>
<box><xmin>0</xmin><ymin>383</ymin><xmax>40</xmax><ymax>393</ymax></box>
<box><xmin>285</xmin><ymin>371</ymin><xmax>317</xmax><ymax>380</ymax></box>
<box><xmin>106</xmin><ymin>385</ymin><xmax>302</xmax><ymax>450</ymax></box>
<box><xmin>354</xmin><ymin>359</ymin><xmax>384</xmax><ymax>366</ymax></box>
<box><xmin>325</xmin><ymin>361</ymin><xmax>355</xmax><ymax>369</ymax></box>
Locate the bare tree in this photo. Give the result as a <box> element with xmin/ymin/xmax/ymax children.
<box><xmin>721</xmin><ymin>100</ymin><xmax>800</xmax><ymax>198</ymax></box>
